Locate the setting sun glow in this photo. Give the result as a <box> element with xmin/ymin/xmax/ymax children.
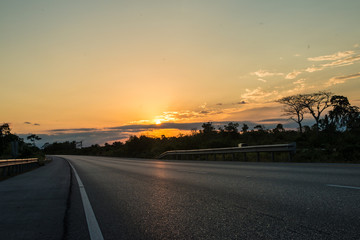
<box><xmin>1</xmin><ymin>1</ymin><xmax>359</xmax><ymax>146</ymax></box>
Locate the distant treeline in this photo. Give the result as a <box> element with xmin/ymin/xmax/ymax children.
<box><xmin>6</xmin><ymin>91</ymin><xmax>360</xmax><ymax>162</ymax></box>
<box><xmin>42</xmin><ymin>92</ymin><xmax>359</xmax><ymax>162</ymax></box>
<box><xmin>0</xmin><ymin>124</ymin><xmax>44</xmax><ymax>159</ymax></box>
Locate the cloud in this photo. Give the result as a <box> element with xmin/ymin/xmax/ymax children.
<box><xmin>258</xmin><ymin>118</ymin><xmax>290</xmax><ymax>123</ymax></box>
<box><xmin>257</xmin><ymin>78</ymin><xmax>267</xmax><ymax>82</ymax></box>
<box><xmin>308</xmin><ymin>51</ymin><xmax>354</xmax><ymax>61</ymax></box>
<box><xmin>326</xmin><ymin>72</ymin><xmax>360</xmax><ymax>86</ymax></box>
<box><xmin>285</xmin><ymin>70</ymin><xmax>302</xmax><ymax>79</ymax></box>
<box><xmin>293</xmin><ymin>79</ymin><xmax>305</xmax><ymax>85</ymax></box>
<box><xmin>305</xmin><ymin>65</ymin><xmax>324</xmax><ymax>73</ymax></box>
<box><xmin>354</xmin><ymin>44</ymin><xmax>359</xmax><ymax>48</ymax></box>
<box><xmin>216</xmin><ymin>103</ymin><xmax>223</xmax><ymax>106</ymax></box>
<box><xmin>251</xmin><ymin>70</ymin><xmax>283</xmax><ymax>78</ymax></box>
<box><xmin>321</xmin><ymin>54</ymin><xmax>360</xmax><ymax>68</ymax></box>
<box><xmin>241</xmin><ymin>87</ymin><xmax>279</xmax><ymax>102</ymax></box>
<box><xmin>235</xmin><ymin>101</ymin><xmax>246</xmax><ymax>105</ymax></box>
<box><xmin>304</xmin><ymin>51</ymin><xmax>360</xmax><ymax>74</ymax></box>
<box><xmin>49</xmin><ymin>128</ymin><xmax>99</xmax><ymax>133</ymax></box>
<box><xmin>24</xmin><ymin>122</ymin><xmax>40</xmax><ymax>126</ymax></box>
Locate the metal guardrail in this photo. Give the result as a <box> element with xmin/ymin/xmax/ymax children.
<box><xmin>157</xmin><ymin>143</ymin><xmax>296</xmax><ymax>161</ymax></box>
<box><xmin>0</xmin><ymin>158</ymin><xmax>39</xmax><ymax>179</ymax></box>
<box><xmin>0</xmin><ymin>158</ymin><xmax>38</xmax><ymax>167</ymax></box>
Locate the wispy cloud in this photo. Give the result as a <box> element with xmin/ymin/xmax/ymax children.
<box><xmin>258</xmin><ymin>118</ymin><xmax>290</xmax><ymax>123</ymax></box>
<box><xmin>24</xmin><ymin>122</ymin><xmax>40</xmax><ymax>126</ymax></box>
<box><xmin>234</xmin><ymin>101</ymin><xmax>247</xmax><ymax>105</ymax></box>
<box><xmin>305</xmin><ymin>65</ymin><xmax>324</xmax><ymax>73</ymax></box>
<box><xmin>321</xmin><ymin>54</ymin><xmax>360</xmax><ymax>68</ymax></box>
<box><xmin>257</xmin><ymin>78</ymin><xmax>267</xmax><ymax>83</ymax></box>
<box><xmin>304</xmin><ymin>51</ymin><xmax>360</xmax><ymax>75</ymax></box>
<box><xmin>326</xmin><ymin>72</ymin><xmax>360</xmax><ymax>86</ymax></box>
<box><xmin>293</xmin><ymin>79</ymin><xmax>305</xmax><ymax>85</ymax></box>
<box><xmin>285</xmin><ymin>70</ymin><xmax>302</xmax><ymax>79</ymax></box>
<box><xmin>251</xmin><ymin>70</ymin><xmax>284</xmax><ymax>78</ymax></box>
<box><xmin>241</xmin><ymin>87</ymin><xmax>279</xmax><ymax>102</ymax></box>
<box><xmin>308</xmin><ymin>51</ymin><xmax>354</xmax><ymax>61</ymax></box>
<box><xmin>49</xmin><ymin>128</ymin><xmax>99</xmax><ymax>133</ymax></box>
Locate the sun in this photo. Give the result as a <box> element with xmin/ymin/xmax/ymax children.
<box><xmin>155</xmin><ymin>119</ymin><xmax>162</xmax><ymax>125</ymax></box>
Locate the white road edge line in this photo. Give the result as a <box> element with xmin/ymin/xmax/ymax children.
<box><xmin>327</xmin><ymin>184</ymin><xmax>360</xmax><ymax>190</ymax></box>
<box><xmin>67</xmin><ymin>160</ymin><xmax>104</xmax><ymax>240</ymax></box>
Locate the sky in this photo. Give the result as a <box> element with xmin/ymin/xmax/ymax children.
<box><xmin>1</xmin><ymin>0</ymin><xmax>360</xmax><ymax>147</ymax></box>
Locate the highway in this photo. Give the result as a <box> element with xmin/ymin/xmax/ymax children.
<box><xmin>60</xmin><ymin>155</ymin><xmax>360</xmax><ymax>240</ymax></box>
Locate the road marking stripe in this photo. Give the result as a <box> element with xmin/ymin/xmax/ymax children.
<box><xmin>327</xmin><ymin>184</ymin><xmax>360</xmax><ymax>190</ymax></box>
<box><xmin>67</xmin><ymin>160</ymin><xmax>104</xmax><ymax>240</ymax></box>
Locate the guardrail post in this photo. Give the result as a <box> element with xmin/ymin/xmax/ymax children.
<box><xmin>288</xmin><ymin>152</ymin><xmax>293</xmax><ymax>161</ymax></box>
<box><xmin>271</xmin><ymin>152</ymin><xmax>275</xmax><ymax>161</ymax></box>
<box><xmin>243</xmin><ymin>153</ymin><xmax>247</xmax><ymax>161</ymax></box>
<box><xmin>257</xmin><ymin>152</ymin><xmax>260</xmax><ymax>162</ymax></box>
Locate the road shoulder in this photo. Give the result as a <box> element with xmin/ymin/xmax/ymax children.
<box><xmin>0</xmin><ymin>157</ymin><xmax>70</xmax><ymax>239</ymax></box>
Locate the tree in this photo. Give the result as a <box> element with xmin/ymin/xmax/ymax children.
<box><xmin>0</xmin><ymin>123</ymin><xmax>11</xmax><ymax>136</ymax></box>
<box><xmin>327</xmin><ymin>95</ymin><xmax>360</xmax><ymax>131</ymax></box>
<box><xmin>201</xmin><ymin>122</ymin><xmax>215</xmax><ymax>134</ymax></box>
<box><xmin>277</xmin><ymin>95</ymin><xmax>306</xmax><ymax>133</ymax></box>
<box><xmin>301</xmin><ymin>91</ymin><xmax>332</xmax><ymax>131</ymax></box>
<box><xmin>27</xmin><ymin>134</ymin><xmax>41</xmax><ymax>147</ymax></box>
<box><xmin>241</xmin><ymin>123</ymin><xmax>249</xmax><ymax>133</ymax></box>
<box><xmin>224</xmin><ymin>122</ymin><xmax>239</xmax><ymax>134</ymax></box>
<box><xmin>273</xmin><ymin>123</ymin><xmax>285</xmax><ymax>133</ymax></box>
<box><xmin>0</xmin><ymin>123</ymin><xmax>11</xmax><ymax>155</ymax></box>
<box><xmin>253</xmin><ymin>125</ymin><xmax>265</xmax><ymax>131</ymax></box>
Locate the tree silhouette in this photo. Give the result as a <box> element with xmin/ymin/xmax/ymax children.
<box><xmin>277</xmin><ymin>95</ymin><xmax>306</xmax><ymax>133</ymax></box>
<box><xmin>0</xmin><ymin>123</ymin><xmax>11</xmax><ymax>136</ymax></box>
<box><xmin>241</xmin><ymin>123</ymin><xmax>249</xmax><ymax>133</ymax></box>
<box><xmin>224</xmin><ymin>122</ymin><xmax>239</xmax><ymax>134</ymax></box>
<box><xmin>329</xmin><ymin>95</ymin><xmax>360</xmax><ymax>130</ymax></box>
<box><xmin>27</xmin><ymin>134</ymin><xmax>41</xmax><ymax>147</ymax></box>
<box><xmin>201</xmin><ymin>122</ymin><xmax>215</xmax><ymax>134</ymax></box>
<box><xmin>301</xmin><ymin>91</ymin><xmax>332</xmax><ymax>131</ymax></box>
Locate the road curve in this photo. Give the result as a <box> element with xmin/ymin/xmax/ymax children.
<box><xmin>59</xmin><ymin>155</ymin><xmax>360</xmax><ymax>240</ymax></box>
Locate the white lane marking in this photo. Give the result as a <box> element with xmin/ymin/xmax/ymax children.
<box><xmin>327</xmin><ymin>184</ymin><xmax>360</xmax><ymax>190</ymax></box>
<box><xmin>176</xmin><ymin>170</ymin><xmax>208</xmax><ymax>174</ymax></box>
<box><xmin>67</xmin><ymin>160</ymin><xmax>104</xmax><ymax>240</ymax></box>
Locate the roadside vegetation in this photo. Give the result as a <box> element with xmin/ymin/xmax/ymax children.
<box><xmin>2</xmin><ymin>91</ymin><xmax>358</xmax><ymax>162</ymax></box>
<box><xmin>42</xmin><ymin>91</ymin><xmax>359</xmax><ymax>163</ymax></box>
<box><xmin>0</xmin><ymin>124</ymin><xmax>44</xmax><ymax>160</ymax></box>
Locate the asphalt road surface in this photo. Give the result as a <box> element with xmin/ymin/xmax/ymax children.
<box><xmin>54</xmin><ymin>155</ymin><xmax>360</xmax><ymax>240</ymax></box>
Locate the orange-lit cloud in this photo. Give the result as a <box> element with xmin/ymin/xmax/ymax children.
<box><xmin>326</xmin><ymin>73</ymin><xmax>360</xmax><ymax>86</ymax></box>
<box><xmin>285</xmin><ymin>70</ymin><xmax>302</xmax><ymax>80</ymax></box>
<box><xmin>241</xmin><ymin>88</ymin><xmax>279</xmax><ymax>103</ymax></box>
<box><xmin>308</xmin><ymin>51</ymin><xmax>354</xmax><ymax>61</ymax></box>
<box><xmin>251</xmin><ymin>70</ymin><xmax>284</xmax><ymax>78</ymax></box>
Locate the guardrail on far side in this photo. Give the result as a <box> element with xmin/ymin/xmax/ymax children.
<box><xmin>157</xmin><ymin>143</ymin><xmax>296</xmax><ymax>161</ymax></box>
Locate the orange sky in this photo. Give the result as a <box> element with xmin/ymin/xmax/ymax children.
<box><xmin>1</xmin><ymin>1</ymin><xmax>360</xmax><ymax>146</ymax></box>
